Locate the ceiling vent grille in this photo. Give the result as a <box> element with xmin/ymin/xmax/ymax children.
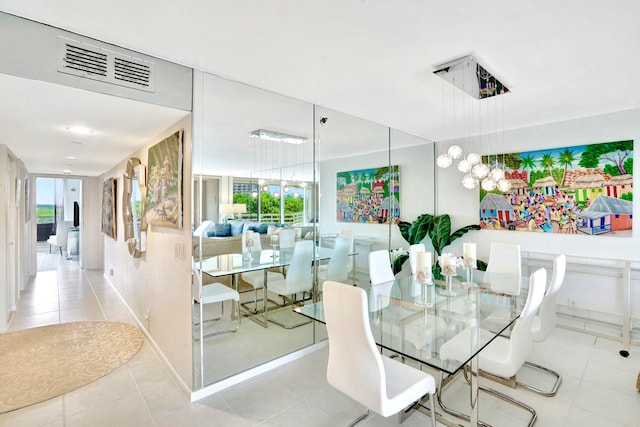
<box><xmin>57</xmin><ymin>36</ymin><xmax>155</xmax><ymax>92</ymax></box>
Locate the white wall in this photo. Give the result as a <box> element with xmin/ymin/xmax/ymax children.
<box><xmin>435</xmin><ymin>108</ymin><xmax>640</xmax><ymax>320</ymax></box>
<box><xmin>102</xmin><ymin>116</ymin><xmax>193</xmax><ymax>390</ymax></box>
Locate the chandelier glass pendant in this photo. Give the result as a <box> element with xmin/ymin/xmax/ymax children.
<box><xmin>434</xmin><ymin>55</ymin><xmax>511</xmax><ymax>192</ymax></box>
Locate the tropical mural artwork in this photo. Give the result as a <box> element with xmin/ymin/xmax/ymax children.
<box><xmin>479</xmin><ymin>140</ymin><xmax>633</xmax><ymax>236</ymax></box>
<box><xmin>336</xmin><ymin>165</ymin><xmax>400</xmax><ymax>224</ymax></box>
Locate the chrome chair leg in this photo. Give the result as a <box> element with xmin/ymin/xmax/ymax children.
<box><xmin>438</xmin><ymin>369</ymin><xmax>537</xmax><ymax>427</ymax></box>
<box><xmin>518</xmin><ymin>361</ymin><xmax>562</xmax><ymax>397</ymax></box>
<box><xmin>346</xmin><ymin>409</ymin><xmax>371</xmax><ymax>426</ymax></box>
<box><xmin>472</xmin><ymin>361</ymin><xmax>562</xmax><ymax>397</ymax></box>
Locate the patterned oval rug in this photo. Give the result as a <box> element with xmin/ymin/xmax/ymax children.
<box><xmin>0</xmin><ymin>321</ymin><xmax>144</xmax><ymax>414</ymax></box>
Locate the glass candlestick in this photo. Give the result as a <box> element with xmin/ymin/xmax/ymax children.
<box><xmin>462</xmin><ymin>256</ymin><xmax>477</xmax><ymax>287</ymax></box>
<box><xmin>438</xmin><ymin>253</ymin><xmax>457</xmax><ymax>296</ymax></box>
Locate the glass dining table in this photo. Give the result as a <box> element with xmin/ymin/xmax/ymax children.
<box><xmin>197</xmin><ymin>246</ymin><xmax>336</xmax><ymax>327</ymax></box>
<box><xmin>295</xmin><ymin>270</ymin><xmax>530</xmax><ymax>427</ymax></box>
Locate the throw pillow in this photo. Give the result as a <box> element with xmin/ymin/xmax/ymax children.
<box><xmin>213</xmin><ymin>223</ymin><xmax>231</xmax><ymax>237</ymax></box>
<box><xmin>229</xmin><ymin>221</ymin><xmax>244</xmax><ymax>236</ymax></box>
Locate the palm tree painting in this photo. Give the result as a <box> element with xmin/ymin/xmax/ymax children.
<box><xmin>479</xmin><ymin>140</ymin><xmax>633</xmax><ymax>236</ymax></box>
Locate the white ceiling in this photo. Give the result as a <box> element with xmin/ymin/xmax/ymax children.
<box><xmin>0</xmin><ymin>0</ymin><xmax>639</xmax><ymax>177</ymax></box>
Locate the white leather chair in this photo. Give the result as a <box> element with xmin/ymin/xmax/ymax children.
<box><xmin>532</xmin><ymin>254</ymin><xmax>566</xmax><ymax>341</ymax></box>
<box><xmin>279</xmin><ymin>228</ymin><xmax>296</xmax><ymax>250</ymax></box>
<box><xmin>486</xmin><ymin>242</ymin><xmax>521</xmax><ymax>275</ymax></box>
<box><xmin>438</xmin><ymin>267</ymin><xmax>547</xmax><ymax>426</ymax></box>
<box><xmin>368</xmin><ymin>250</ymin><xmax>395</xmax><ymax>285</ymax></box>
<box><xmin>339</xmin><ymin>230</ymin><xmax>355</xmax><ymax>278</ymax></box>
<box><xmin>267</xmin><ymin>240</ymin><xmax>314</xmax><ymax>308</ymax></box>
<box><xmin>318</xmin><ymin>236</ymin><xmax>350</xmax><ymax>283</ymax></box>
<box><xmin>409</xmin><ymin>244</ymin><xmax>426</xmax><ymax>276</ymax></box>
<box><xmin>241</xmin><ymin>231</ymin><xmax>284</xmax><ymax>313</ymax></box>
<box><xmin>192</xmin><ymin>260</ymin><xmax>240</xmax><ymax>340</ymax></box>
<box><xmin>516</xmin><ymin>253</ymin><xmax>567</xmax><ymax>397</ymax></box>
<box><xmin>323</xmin><ymin>280</ymin><xmax>437</xmax><ymax>426</ymax></box>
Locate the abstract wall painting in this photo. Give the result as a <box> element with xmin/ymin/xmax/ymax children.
<box><xmin>144</xmin><ymin>130</ymin><xmax>184</xmax><ymax>229</ymax></box>
<box><xmin>479</xmin><ymin>140</ymin><xmax>633</xmax><ymax>236</ymax></box>
<box><xmin>336</xmin><ymin>165</ymin><xmax>400</xmax><ymax>224</ymax></box>
<box><xmin>101</xmin><ymin>177</ymin><xmax>117</xmax><ymax>240</ymax></box>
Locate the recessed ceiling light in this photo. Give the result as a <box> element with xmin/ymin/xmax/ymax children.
<box><xmin>63</xmin><ymin>170</ymin><xmax>72</xmax><ymax>175</ymax></box>
<box><xmin>65</xmin><ymin>126</ymin><xmax>95</xmax><ymax>135</ymax></box>
<box><xmin>71</xmin><ymin>141</ymin><xmax>83</xmax><ymax>145</ymax></box>
<box><xmin>64</xmin><ymin>156</ymin><xmax>76</xmax><ymax>160</ymax></box>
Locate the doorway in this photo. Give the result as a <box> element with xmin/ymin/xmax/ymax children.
<box><xmin>36</xmin><ymin>177</ymin><xmax>81</xmax><ymax>270</ymax></box>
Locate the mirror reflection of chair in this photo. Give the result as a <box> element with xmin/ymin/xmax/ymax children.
<box><xmin>339</xmin><ymin>230</ymin><xmax>355</xmax><ymax>281</ymax></box>
<box><xmin>268</xmin><ymin>240</ymin><xmax>314</xmax><ymax>308</ymax></box>
<box><xmin>368</xmin><ymin>250</ymin><xmax>395</xmax><ymax>285</ymax></box>
<box><xmin>318</xmin><ymin>236</ymin><xmax>351</xmax><ymax>283</ymax></box>
<box><xmin>192</xmin><ymin>260</ymin><xmax>240</xmax><ymax>340</ymax></box>
<box><xmin>241</xmin><ymin>230</ymin><xmax>284</xmax><ymax>313</ymax></box>
<box><xmin>438</xmin><ymin>267</ymin><xmax>547</xmax><ymax>427</ymax></box>
<box><xmin>323</xmin><ymin>280</ymin><xmax>437</xmax><ymax>426</ymax></box>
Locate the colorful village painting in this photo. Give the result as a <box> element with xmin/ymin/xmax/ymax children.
<box><xmin>479</xmin><ymin>140</ymin><xmax>633</xmax><ymax>236</ymax></box>
<box><xmin>336</xmin><ymin>166</ymin><xmax>400</xmax><ymax>224</ymax></box>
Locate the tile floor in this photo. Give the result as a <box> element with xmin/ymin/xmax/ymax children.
<box><xmin>1</xmin><ymin>246</ymin><xmax>639</xmax><ymax>426</ymax></box>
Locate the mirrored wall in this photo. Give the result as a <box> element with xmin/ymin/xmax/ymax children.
<box><xmin>192</xmin><ymin>71</ymin><xmax>435</xmax><ymax>389</ymax></box>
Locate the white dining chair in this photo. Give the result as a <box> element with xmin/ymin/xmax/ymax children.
<box><xmin>515</xmin><ymin>253</ymin><xmax>567</xmax><ymax>397</ymax></box>
<box><xmin>241</xmin><ymin>230</ymin><xmax>284</xmax><ymax>313</ymax></box>
<box><xmin>437</xmin><ymin>267</ymin><xmax>547</xmax><ymax>427</ymax></box>
<box><xmin>532</xmin><ymin>254</ymin><xmax>567</xmax><ymax>341</ymax></box>
<box><xmin>318</xmin><ymin>236</ymin><xmax>350</xmax><ymax>283</ymax></box>
<box><xmin>192</xmin><ymin>260</ymin><xmax>240</xmax><ymax>340</ymax></box>
<box><xmin>486</xmin><ymin>242</ymin><xmax>522</xmax><ymax>276</ymax></box>
<box><xmin>278</xmin><ymin>228</ymin><xmax>295</xmax><ymax>250</ymax></box>
<box><xmin>368</xmin><ymin>250</ymin><xmax>395</xmax><ymax>285</ymax></box>
<box><xmin>323</xmin><ymin>280</ymin><xmax>437</xmax><ymax>426</ymax></box>
<box><xmin>409</xmin><ymin>243</ymin><xmax>426</xmax><ymax>276</ymax></box>
<box><xmin>339</xmin><ymin>230</ymin><xmax>355</xmax><ymax>278</ymax></box>
<box><xmin>267</xmin><ymin>240</ymin><xmax>314</xmax><ymax>309</ymax></box>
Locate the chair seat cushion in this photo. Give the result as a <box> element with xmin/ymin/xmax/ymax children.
<box><xmin>379</xmin><ymin>355</ymin><xmax>436</xmax><ymax>416</ymax></box>
<box><xmin>240</xmin><ymin>270</ymin><xmax>284</xmax><ymax>288</ymax></box>
<box><xmin>200</xmin><ymin>283</ymin><xmax>239</xmax><ymax>304</ymax></box>
<box><xmin>439</xmin><ymin>326</ymin><xmax>523</xmax><ymax>379</ymax></box>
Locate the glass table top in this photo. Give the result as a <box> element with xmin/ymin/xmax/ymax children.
<box><xmin>296</xmin><ymin>270</ymin><xmax>530</xmax><ymax>375</ymax></box>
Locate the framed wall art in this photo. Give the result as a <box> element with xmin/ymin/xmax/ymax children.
<box><xmin>479</xmin><ymin>140</ymin><xmax>633</xmax><ymax>236</ymax></box>
<box><xmin>144</xmin><ymin>130</ymin><xmax>184</xmax><ymax>229</ymax></box>
<box><xmin>336</xmin><ymin>165</ymin><xmax>400</xmax><ymax>224</ymax></box>
<box><xmin>101</xmin><ymin>177</ymin><xmax>117</xmax><ymax>240</ymax></box>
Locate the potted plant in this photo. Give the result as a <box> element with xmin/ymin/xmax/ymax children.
<box><xmin>393</xmin><ymin>213</ymin><xmax>484</xmax><ymax>276</ymax></box>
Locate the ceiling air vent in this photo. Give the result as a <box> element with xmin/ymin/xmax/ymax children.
<box><xmin>57</xmin><ymin>36</ymin><xmax>155</xmax><ymax>93</ymax></box>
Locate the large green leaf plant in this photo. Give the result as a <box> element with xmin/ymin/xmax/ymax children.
<box><xmin>393</xmin><ymin>213</ymin><xmax>484</xmax><ymax>276</ymax></box>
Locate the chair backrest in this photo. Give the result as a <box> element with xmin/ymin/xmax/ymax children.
<box><xmin>339</xmin><ymin>230</ymin><xmax>354</xmax><ymax>272</ymax></box>
<box><xmin>284</xmin><ymin>240</ymin><xmax>314</xmax><ymax>294</ymax></box>
<box><xmin>409</xmin><ymin>244</ymin><xmax>426</xmax><ymax>276</ymax></box>
<box><xmin>324</xmin><ymin>281</ymin><xmax>386</xmax><ymax>413</ymax></box>
<box><xmin>279</xmin><ymin>228</ymin><xmax>295</xmax><ymax>249</ymax></box>
<box><xmin>533</xmin><ymin>254</ymin><xmax>567</xmax><ymax>341</ymax></box>
<box><xmin>506</xmin><ymin>267</ymin><xmax>547</xmax><ymax>374</ymax></box>
<box><xmin>487</xmin><ymin>242</ymin><xmax>521</xmax><ymax>276</ymax></box>
<box><xmin>324</xmin><ymin>236</ymin><xmax>350</xmax><ymax>282</ymax></box>
<box><xmin>193</xmin><ymin>220</ymin><xmax>214</xmax><ymax>237</ymax></box>
<box><xmin>368</xmin><ymin>250</ymin><xmax>395</xmax><ymax>285</ymax></box>
<box><xmin>192</xmin><ymin>259</ymin><xmax>203</xmax><ymax>302</ymax></box>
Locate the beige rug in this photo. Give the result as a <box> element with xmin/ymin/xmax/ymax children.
<box><xmin>0</xmin><ymin>321</ymin><xmax>144</xmax><ymax>414</ymax></box>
